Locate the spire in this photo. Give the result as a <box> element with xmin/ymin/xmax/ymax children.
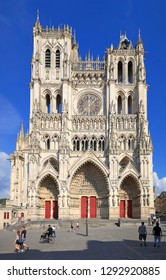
<box><xmin>20</xmin><ymin>122</ymin><xmax>24</xmax><ymax>140</ymax></box>
<box><xmin>136</xmin><ymin>29</ymin><xmax>144</xmax><ymax>48</ymax></box>
<box><xmin>16</xmin><ymin>122</ymin><xmax>25</xmax><ymax>151</ymax></box>
<box><xmin>35</xmin><ymin>9</ymin><xmax>41</xmax><ymax>26</ymax></box>
<box><xmin>37</xmin><ymin>9</ymin><xmax>40</xmax><ymax>21</ymax></box>
<box><xmin>33</xmin><ymin>9</ymin><xmax>42</xmax><ymax>34</ymax></box>
<box><xmin>137</xmin><ymin>29</ymin><xmax>143</xmax><ymax>44</ymax></box>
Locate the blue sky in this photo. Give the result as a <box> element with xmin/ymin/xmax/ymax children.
<box><xmin>0</xmin><ymin>0</ymin><xmax>166</xmax><ymax>197</ymax></box>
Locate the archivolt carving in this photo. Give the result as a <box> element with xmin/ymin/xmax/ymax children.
<box><xmin>70</xmin><ymin>162</ymin><xmax>109</xmax><ymax>196</ymax></box>
<box><xmin>37</xmin><ymin>174</ymin><xmax>59</xmax><ymax>208</ymax></box>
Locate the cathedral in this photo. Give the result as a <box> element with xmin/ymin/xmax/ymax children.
<box><xmin>9</xmin><ymin>16</ymin><xmax>155</xmax><ymax>221</ymax></box>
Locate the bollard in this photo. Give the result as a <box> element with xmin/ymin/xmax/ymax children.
<box><xmin>148</xmin><ymin>217</ymin><xmax>151</xmax><ymax>226</ymax></box>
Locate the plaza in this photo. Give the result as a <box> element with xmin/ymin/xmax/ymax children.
<box><xmin>0</xmin><ymin>220</ymin><xmax>166</xmax><ymax>260</ymax></box>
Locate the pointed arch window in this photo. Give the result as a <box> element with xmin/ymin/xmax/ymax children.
<box><xmin>55</xmin><ymin>49</ymin><xmax>60</xmax><ymax>68</ymax></box>
<box><xmin>46</xmin><ymin>94</ymin><xmax>51</xmax><ymax>113</ymax></box>
<box><xmin>98</xmin><ymin>136</ymin><xmax>105</xmax><ymax>151</ymax></box>
<box><xmin>128</xmin><ymin>135</ymin><xmax>135</xmax><ymax>150</ymax></box>
<box><xmin>45</xmin><ymin>49</ymin><xmax>51</xmax><ymax>68</ymax></box>
<box><xmin>81</xmin><ymin>136</ymin><xmax>88</xmax><ymax>151</ymax></box>
<box><xmin>56</xmin><ymin>94</ymin><xmax>62</xmax><ymax>113</ymax></box>
<box><xmin>128</xmin><ymin>61</ymin><xmax>133</xmax><ymax>83</ymax></box>
<box><xmin>44</xmin><ymin>135</ymin><xmax>50</xmax><ymax>150</ymax></box>
<box><xmin>118</xmin><ymin>95</ymin><xmax>122</xmax><ymax>114</ymax></box>
<box><xmin>128</xmin><ymin>95</ymin><xmax>132</xmax><ymax>114</ymax></box>
<box><xmin>118</xmin><ymin>61</ymin><xmax>123</xmax><ymax>83</ymax></box>
<box><xmin>120</xmin><ymin>135</ymin><xmax>126</xmax><ymax>150</ymax></box>
<box><xmin>73</xmin><ymin>136</ymin><xmax>80</xmax><ymax>151</ymax></box>
<box><xmin>46</xmin><ymin>138</ymin><xmax>50</xmax><ymax>150</ymax></box>
<box><xmin>52</xmin><ymin>134</ymin><xmax>59</xmax><ymax>150</ymax></box>
<box><xmin>90</xmin><ymin>136</ymin><xmax>97</xmax><ymax>151</ymax></box>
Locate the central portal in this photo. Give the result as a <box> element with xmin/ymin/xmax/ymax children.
<box><xmin>70</xmin><ymin>161</ymin><xmax>109</xmax><ymax>219</ymax></box>
<box><xmin>45</xmin><ymin>200</ymin><xmax>58</xmax><ymax>219</ymax></box>
<box><xmin>81</xmin><ymin>196</ymin><xmax>97</xmax><ymax>218</ymax></box>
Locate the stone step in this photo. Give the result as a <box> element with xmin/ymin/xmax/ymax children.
<box><xmin>5</xmin><ymin>217</ymin><xmax>150</xmax><ymax>231</ymax></box>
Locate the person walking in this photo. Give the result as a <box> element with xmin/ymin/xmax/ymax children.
<box><xmin>70</xmin><ymin>222</ymin><xmax>74</xmax><ymax>232</ymax></box>
<box><xmin>152</xmin><ymin>222</ymin><xmax>162</xmax><ymax>247</ymax></box>
<box><xmin>21</xmin><ymin>226</ymin><xmax>29</xmax><ymax>250</ymax></box>
<box><xmin>75</xmin><ymin>221</ymin><xmax>79</xmax><ymax>232</ymax></box>
<box><xmin>52</xmin><ymin>225</ymin><xmax>56</xmax><ymax>237</ymax></box>
<box><xmin>138</xmin><ymin>221</ymin><xmax>147</xmax><ymax>246</ymax></box>
<box><xmin>14</xmin><ymin>230</ymin><xmax>23</xmax><ymax>252</ymax></box>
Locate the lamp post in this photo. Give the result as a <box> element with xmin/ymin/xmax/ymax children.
<box><xmin>86</xmin><ymin>199</ymin><xmax>88</xmax><ymax>236</ymax></box>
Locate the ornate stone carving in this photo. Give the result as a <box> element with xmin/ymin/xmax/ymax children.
<box><xmin>77</xmin><ymin>94</ymin><xmax>101</xmax><ymax>115</ymax></box>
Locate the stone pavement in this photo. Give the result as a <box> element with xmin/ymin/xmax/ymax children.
<box><xmin>0</xmin><ymin>221</ymin><xmax>166</xmax><ymax>260</ymax></box>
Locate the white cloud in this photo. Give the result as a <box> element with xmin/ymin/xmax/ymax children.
<box><xmin>0</xmin><ymin>95</ymin><xmax>21</xmax><ymax>135</ymax></box>
<box><xmin>0</xmin><ymin>152</ymin><xmax>10</xmax><ymax>198</ymax></box>
<box><xmin>153</xmin><ymin>172</ymin><xmax>166</xmax><ymax>196</ymax></box>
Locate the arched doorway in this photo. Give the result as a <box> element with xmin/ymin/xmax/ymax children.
<box><xmin>70</xmin><ymin>162</ymin><xmax>109</xmax><ymax>219</ymax></box>
<box><xmin>37</xmin><ymin>174</ymin><xmax>59</xmax><ymax>219</ymax></box>
<box><xmin>119</xmin><ymin>175</ymin><xmax>141</xmax><ymax>218</ymax></box>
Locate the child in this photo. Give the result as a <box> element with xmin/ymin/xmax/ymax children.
<box><xmin>14</xmin><ymin>230</ymin><xmax>23</xmax><ymax>252</ymax></box>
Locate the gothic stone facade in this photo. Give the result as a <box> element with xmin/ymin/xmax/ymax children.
<box><xmin>9</xmin><ymin>18</ymin><xmax>154</xmax><ymax>220</ymax></box>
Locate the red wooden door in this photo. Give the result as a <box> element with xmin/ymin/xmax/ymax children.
<box><xmin>127</xmin><ymin>200</ymin><xmax>132</xmax><ymax>218</ymax></box>
<box><xmin>52</xmin><ymin>201</ymin><xmax>58</xmax><ymax>219</ymax></box>
<box><xmin>45</xmin><ymin>201</ymin><xmax>51</xmax><ymax>218</ymax></box>
<box><xmin>90</xmin><ymin>196</ymin><xmax>96</xmax><ymax>218</ymax></box>
<box><xmin>81</xmin><ymin>196</ymin><xmax>88</xmax><ymax>218</ymax></box>
<box><xmin>120</xmin><ymin>200</ymin><xmax>125</xmax><ymax>218</ymax></box>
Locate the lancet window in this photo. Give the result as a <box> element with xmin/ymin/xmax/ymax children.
<box><xmin>128</xmin><ymin>95</ymin><xmax>132</xmax><ymax>114</ymax></box>
<box><xmin>128</xmin><ymin>135</ymin><xmax>135</xmax><ymax>150</ymax></box>
<box><xmin>46</xmin><ymin>94</ymin><xmax>51</xmax><ymax>113</ymax></box>
<box><xmin>45</xmin><ymin>49</ymin><xmax>51</xmax><ymax>68</ymax></box>
<box><xmin>43</xmin><ymin>135</ymin><xmax>51</xmax><ymax>150</ymax></box>
<box><xmin>72</xmin><ymin>136</ymin><xmax>105</xmax><ymax>152</ymax></box>
<box><xmin>90</xmin><ymin>136</ymin><xmax>97</xmax><ymax>151</ymax></box>
<box><xmin>118</xmin><ymin>61</ymin><xmax>123</xmax><ymax>83</ymax></box>
<box><xmin>55</xmin><ymin>49</ymin><xmax>60</xmax><ymax>68</ymax></box>
<box><xmin>98</xmin><ymin>136</ymin><xmax>105</xmax><ymax>151</ymax></box>
<box><xmin>118</xmin><ymin>95</ymin><xmax>122</xmax><ymax>114</ymax></box>
<box><xmin>56</xmin><ymin>94</ymin><xmax>62</xmax><ymax>113</ymax></box>
<box><xmin>73</xmin><ymin>136</ymin><xmax>80</xmax><ymax>151</ymax></box>
<box><xmin>81</xmin><ymin>136</ymin><xmax>88</xmax><ymax>151</ymax></box>
<box><xmin>128</xmin><ymin>61</ymin><xmax>133</xmax><ymax>83</ymax></box>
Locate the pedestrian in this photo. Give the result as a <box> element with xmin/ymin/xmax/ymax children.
<box><xmin>52</xmin><ymin>225</ymin><xmax>56</xmax><ymax>237</ymax></box>
<box><xmin>21</xmin><ymin>226</ymin><xmax>29</xmax><ymax>250</ymax></box>
<box><xmin>152</xmin><ymin>222</ymin><xmax>162</xmax><ymax>247</ymax></box>
<box><xmin>14</xmin><ymin>230</ymin><xmax>23</xmax><ymax>252</ymax></box>
<box><xmin>76</xmin><ymin>221</ymin><xmax>79</xmax><ymax>232</ymax></box>
<box><xmin>70</xmin><ymin>222</ymin><xmax>74</xmax><ymax>232</ymax></box>
<box><xmin>138</xmin><ymin>221</ymin><xmax>147</xmax><ymax>246</ymax></box>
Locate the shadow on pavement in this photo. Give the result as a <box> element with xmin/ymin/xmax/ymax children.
<box><xmin>0</xmin><ymin>239</ymin><xmax>166</xmax><ymax>260</ymax></box>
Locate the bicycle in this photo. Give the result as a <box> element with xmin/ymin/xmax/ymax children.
<box><xmin>40</xmin><ymin>232</ymin><xmax>55</xmax><ymax>244</ymax></box>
